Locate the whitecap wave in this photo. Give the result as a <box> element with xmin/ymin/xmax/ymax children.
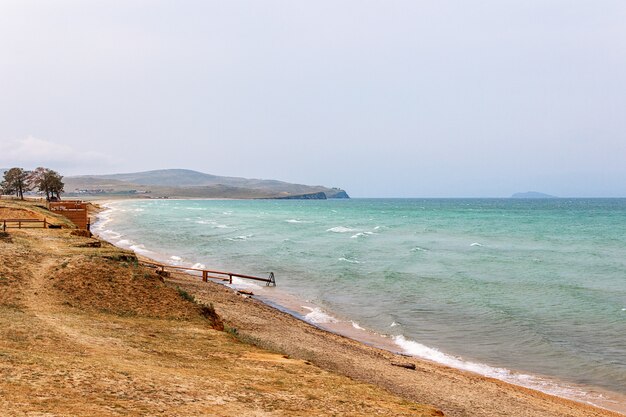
<box><xmin>351</xmin><ymin>321</ymin><xmax>365</xmax><ymax>330</ymax></box>
<box><xmin>338</xmin><ymin>257</ymin><xmax>360</xmax><ymax>264</ymax></box>
<box><xmin>393</xmin><ymin>335</ymin><xmax>590</xmax><ymax>400</ymax></box>
<box><xmin>227</xmin><ymin>234</ymin><xmax>253</xmax><ymax>241</ymax></box>
<box><xmin>99</xmin><ymin>229</ymin><xmax>122</xmax><ymax>240</ymax></box>
<box><xmin>470</xmin><ymin>242</ymin><xmax>483</xmax><ymax>247</ymax></box>
<box><xmin>192</xmin><ymin>263</ymin><xmax>206</xmax><ymax>270</ymax></box>
<box><xmin>302</xmin><ymin>306</ymin><xmax>338</xmax><ymax>324</ymax></box>
<box><xmin>286</xmin><ymin>219</ymin><xmax>305</xmax><ymax>223</ymax></box>
<box><xmin>350</xmin><ymin>231</ymin><xmax>375</xmax><ymax>239</ymax></box>
<box><xmin>327</xmin><ymin>226</ymin><xmax>356</xmax><ymax>233</ymax></box>
<box><xmin>129</xmin><ymin>244</ymin><xmax>152</xmax><ymax>255</ymax></box>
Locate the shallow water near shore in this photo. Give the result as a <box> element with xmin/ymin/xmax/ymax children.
<box><xmin>93</xmin><ymin>198</ymin><xmax>626</xmax><ymax>411</ymax></box>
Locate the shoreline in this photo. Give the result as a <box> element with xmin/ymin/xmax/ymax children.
<box><xmin>92</xmin><ymin>200</ymin><xmax>626</xmax><ymax>416</ymax></box>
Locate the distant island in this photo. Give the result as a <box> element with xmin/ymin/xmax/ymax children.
<box><xmin>511</xmin><ymin>191</ymin><xmax>558</xmax><ymax>199</ymax></box>
<box><xmin>64</xmin><ymin>169</ymin><xmax>349</xmax><ymax>200</ymax></box>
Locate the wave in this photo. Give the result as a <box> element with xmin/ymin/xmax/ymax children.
<box><xmin>327</xmin><ymin>226</ymin><xmax>356</xmax><ymax>233</ymax></box>
<box><xmin>227</xmin><ymin>234</ymin><xmax>253</xmax><ymax>241</ymax></box>
<box><xmin>351</xmin><ymin>321</ymin><xmax>365</xmax><ymax>330</ymax></box>
<box><xmin>338</xmin><ymin>257</ymin><xmax>360</xmax><ymax>264</ymax></box>
<box><xmin>99</xmin><ymin>229</ymin><xmax>122</xmax><ymax>240</ymax></box>
<box><xmin>129</xmin><ymin>244</ymin><xmax>152</xmax><ymax>256</ymax></box>
<box><xmin>470</xmin><ymin>242</ymin><xmax>483</xmax><ymax>247</ymax></box>
<box><xmin>393</xmin><ymin>335</ymin><xmax>592</xmax><ymax>401</ymax></box>
<box><xmin>350</xmin><ymin>231</ymin><xmax>375</xmax><ymax>239</ymax></box>
<box><xmin>302</xmin><ymin>306</ymin><xmax>338</xmax><ymax>324</ymax></box>
<box><xmin>285</xmin><ymin>219</ymin><xmax>306</xmax><ymax>223</ymax></box>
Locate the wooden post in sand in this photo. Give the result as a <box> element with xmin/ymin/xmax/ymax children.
<box><xmin>202</xmin><ymin>271</ymin><xmax>208</xmax><ymax>282</ymax></box>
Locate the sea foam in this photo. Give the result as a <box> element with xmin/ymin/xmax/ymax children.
<box><xmin>302</xmin><ymin>306</ymin><xmax>339</xmax><ymax>324</ymax></box>
<box><xmin>351</xmin><ymin>321</ymin><xmax>365</xmax><ymax>330</ymax></box>
<box><xmin>338</xmin><ymin>257</ymin><xmax>360</xmax><ymax>264</ymax></box>
<box><xmin>350</xmin><ymin>231</ymin><xmax>375</xmax><ymax>239</ymax></box>
<box><xmin>327</xmin><ymin>226</ymin><xmax>356</xmax><ymax>233</ymax></box>
<box><xmin>227</xmin><ymin>234</ymin><xmax>253</xmax><ymax>241</ymax></box>
<box><xmin>393</xmin><ymin>335</ymin><xmax>590</xmax><ymax>401</ymax></box>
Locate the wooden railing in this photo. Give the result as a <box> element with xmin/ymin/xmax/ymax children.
<box><xmin>141</xmin><ymin>261</ymin><xmax>276</xmax><ymax>286</ymax></box>
<box><xmin>1</xmin><ymin>218</ymin><xmax>47</xmax><ymax>230</ymax></box>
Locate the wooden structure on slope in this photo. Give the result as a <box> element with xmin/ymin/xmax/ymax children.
<box><xmin>141</xmin><ymin>260</ymin><xmax>276</xmax><ymax>286</ymax></box>
<box><xmin>49</xmin><ymin>201</ymin><xmax>89</xmax><ymax>230</ymax></box>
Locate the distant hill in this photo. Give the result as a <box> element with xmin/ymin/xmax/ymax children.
<box><xmin>65</xmin><ymin>169</ymin><xmax>349</xmax><ymax>200</ymax></box>
<box><xmin>511</xmin><ymin>191</ymin><xmax>557</xmax><ymax>199</ymax></box>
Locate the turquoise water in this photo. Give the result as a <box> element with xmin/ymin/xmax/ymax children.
<box><xmin>94</xmin><ymin>198</ymin><xmax>626</xmax><ymax>400</ymax></box>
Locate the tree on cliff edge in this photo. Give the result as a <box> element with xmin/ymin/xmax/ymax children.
<box><xmin>28</xmin><ymin>167</ymin><xmax>64</xmax><ymax>201</ymax></box>
<box><xmin>1</xmin><ymin>167</ymin><xmax>31</xmax><ymax>199</ymax></box>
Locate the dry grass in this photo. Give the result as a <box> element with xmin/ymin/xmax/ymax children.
<box><xmin>0</xmin><ymin>201</ymin><xmax>440</xmax><ymax>416</ymax></box>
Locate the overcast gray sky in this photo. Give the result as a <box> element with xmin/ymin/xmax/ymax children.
<box><xmin>1</xmin><ymin>1</ymin><xmax>625</xmax><ymax>197</ymax></box>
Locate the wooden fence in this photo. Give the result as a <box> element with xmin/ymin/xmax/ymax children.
<box><xmin>1</xmin><ymin>218</ymin><xmax>47</xmax><ymax>230</ymax></box>
<box><xmin>141</xmin><ymin>261</ymin><xmax>276</xmax><ymax>286</ymax></box>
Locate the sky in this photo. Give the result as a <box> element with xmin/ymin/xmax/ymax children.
<box><xmin>1</xmin><ymin>1</ymin><xmax>625</xmax><ymax>197</ymax></box>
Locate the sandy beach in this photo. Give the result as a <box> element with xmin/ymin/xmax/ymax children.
<box><xmin>1</xmin><ymin>199</ymin><xmax>624</xmax><ymax>416</ymax></box>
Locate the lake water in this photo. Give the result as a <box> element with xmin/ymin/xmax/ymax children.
<box><xmin>93</xmin><ymin>198</ymin><xmax>626</xmax><ymax>410</ymax></box>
